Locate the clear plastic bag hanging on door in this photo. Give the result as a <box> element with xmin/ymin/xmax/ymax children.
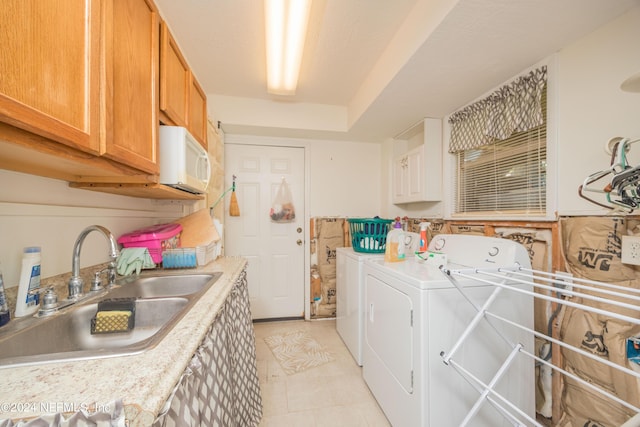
<box><xmin>270</xmin><ymin>178</ymin><xmax>296</xmax><ymax>222</ymax></box>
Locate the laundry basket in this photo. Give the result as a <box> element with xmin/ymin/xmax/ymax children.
<box><xmin>348</xmin><ymin>218</ymin><xmax>393</xmax><ymax>253</ymax></box>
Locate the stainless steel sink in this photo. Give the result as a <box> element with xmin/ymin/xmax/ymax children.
<box><xmin>107</xmin><ymin>272</ymin><xmax>221</xmax><ymax>299</ymax></box>
<box><xmin>0</xmin><ymin>271</ymin><xmax>222</xmax><ymax>368</ymax></box>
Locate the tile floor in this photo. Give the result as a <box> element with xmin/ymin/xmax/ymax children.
<box><xmin>253</xmin><ymin>319</ymin><xmax>391</xmax><ymax>427</ymax></box>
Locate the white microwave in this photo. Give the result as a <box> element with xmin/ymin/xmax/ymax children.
<box><xmin>159</xmin><ymin>126</ymin><xmax>211</xmax><ymax>194</ymax></box>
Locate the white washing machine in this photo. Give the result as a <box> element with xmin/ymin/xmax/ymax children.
<box><xmin>363</xmin><ymin>234</ymin><xmax>535</xmax><ymax>427</ymax></box>
<box><xmin>336</xmin><ymin>247</ymin><xmax>383</xmax><ymax>365</ymax></box>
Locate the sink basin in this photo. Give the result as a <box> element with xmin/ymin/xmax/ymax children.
<box><xmin>0</xmin><ymin>298</ymin><xmax>188</xmax><ymax>368</ymax></box>
<box><xmin>0</xmin><ymin>271</ymin><xmax>222</xmax><ymax>368</ymax></box>
<box><xmin>108</xmin><ymin>272</ymin><xmax>221</xmax><ymax>299</ymax></box>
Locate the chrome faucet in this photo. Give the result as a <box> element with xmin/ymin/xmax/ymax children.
<box><xmin>67</xmin><ymin>225</ymin><xmax>119</xmax><ymax>300</ymax></box>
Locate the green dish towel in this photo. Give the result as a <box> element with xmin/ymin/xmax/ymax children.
<box><xmin>117</xmin><ymin>247</ymin><xmax>156</xmax><ymax>276</ymax></box>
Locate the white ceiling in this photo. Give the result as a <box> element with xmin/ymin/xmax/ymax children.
<box><xmin>154</xmin><ymin>0</ymin><xmax>640</xmax><ymax>143</ymax></box>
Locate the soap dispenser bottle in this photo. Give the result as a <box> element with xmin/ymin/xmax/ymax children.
<box><xmin>384</xmin><ymin>220</ymin><xmax>406</xmax><ymax>262</ymax></box>
<box><xmin>15</xmin><ymin>246</ymin><xmax>41</xmax><ymax>317</ymax></box>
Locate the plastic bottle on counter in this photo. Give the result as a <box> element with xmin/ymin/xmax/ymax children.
<box><xmin>0</xmin><ymin>261</ymin><xmax>10</xmax><ymax>327</ymax></box>
<box><xmin>14</xmin><ymin>246</ymin><xmax>42</xmax><ymax>317</ymax></box>
<box><xmin>419</xmin><ymin>222</ymin><xmax>430</xmax><ymax>252</ymax></box>
<box><xmin>384</xmin><ymin>220</ymin><xmax>406</xmax><ymax>262</ymax></box>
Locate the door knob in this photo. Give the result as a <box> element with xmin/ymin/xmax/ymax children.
<box><xmin>296</xmin><ymin>239</ymin><xmax>303</xmax><ymax>246</ymax></box>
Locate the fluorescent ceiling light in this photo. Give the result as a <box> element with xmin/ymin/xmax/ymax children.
<box><xmin>264</xmin><ymin>0</ymin><xmax>312</xmax><ymax>95</ymax></box>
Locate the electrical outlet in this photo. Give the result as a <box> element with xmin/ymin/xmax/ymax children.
<box><xmin>554</xmin><ymin>271</ymin><xmax>573</xmax><ymax>297</ymax></box>
<box><xmin>621</xmin><ymin>235</ymin><xmax>640</xmax><ymax>266</ymax></box>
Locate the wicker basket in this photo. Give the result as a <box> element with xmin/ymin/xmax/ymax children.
<box><xmin>348</xmin><ymin>218</ymin><xmax>393</xmax><ymax>253</ymax></box>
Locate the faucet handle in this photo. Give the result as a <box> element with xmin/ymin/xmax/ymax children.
<box><xmin>36</xmin><ymin>287</ymin><xmax>60</xmax><ymax>316</ymax></box>
<box><xmin>90</xmin><ymin>271</ymin><xmax>104</xmax><ymax>292</ymax></box>
<box><xmin>28</xmin><ymin>286</ymin><xmax>47</xmax><ymax>296</ymax></box>
<box><xmin>41</xmin><ymin>287</ymin><xmax>58</xmax><ymax>309</ymax></box>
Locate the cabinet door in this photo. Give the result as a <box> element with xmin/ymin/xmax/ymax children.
<box><xmin>188</xmin><ymin>75</ymin><xmax>208</xmax><ymax>149</ymax></box>
<box><xmin>406</xmin><ymin>147</ymin><xmax>424</xmax><ymax>200</ymax></box>
<box><xmin>392</xmin><ymin>155</ymin><xmax>408</xmax><ymax>203</ymax></box>
<box><xmin>103</xmin><ymin>0</ymin><xmax>159</xmax><ymax>174</ymax></box>
<box><xmin>160</xmin><ymin>22</ymin><xmax>189</xmax><ymax>128</ymax></box>
<box><xmin>0</xmin><ymin>0</ymin><xmax>101</xmax><ymax>154</ymax></box>
<box><xmin>391</xmin><ymin>118</ymin><xmax>442</xmax><ymax>204</ymax></box>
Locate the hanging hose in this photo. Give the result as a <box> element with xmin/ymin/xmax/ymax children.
<box><xmin>210</xmin><ymin>185</ymin><xmax>234</xmax><ymax>211</ymax></box>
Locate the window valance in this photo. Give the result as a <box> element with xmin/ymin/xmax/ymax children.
<box><xmin>448</xmin><ymin>66</ymin><xmax>547</xmax><ymax>153</ymax></box>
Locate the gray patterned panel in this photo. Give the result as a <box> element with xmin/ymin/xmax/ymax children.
<box><xmin>227</xmin><ymin>270</ymin><xmax>263</xmax><ymax>426</ymax></box>
<box><xmin>154</xmin><ymin>267</ymin><xmax>262</xmax><ymax>427</ymax></box>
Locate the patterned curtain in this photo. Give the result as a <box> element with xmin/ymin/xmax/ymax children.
<box><xmin>448</xmin><ymin>66</ymin><xmax>547</xmax><ymax>153</ymax></box>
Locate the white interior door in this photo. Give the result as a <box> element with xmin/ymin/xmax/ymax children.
<box><xmin>224</xmin><ymin>144</ymin><xmax>305</xmax><ymax>319</ymax></box>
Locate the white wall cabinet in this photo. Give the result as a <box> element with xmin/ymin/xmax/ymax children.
<box><xmin>392</xmin><ymin>118</ymin><xmax>442</xmax><ymax>204</ymax></box>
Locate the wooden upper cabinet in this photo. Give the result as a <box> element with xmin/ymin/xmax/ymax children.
<box><xmin>0</xmin><ymin>0</ymin><xmax>101</xmax><ymax>154</ymax></box>
<box><xmin>189</xmin><ymin>75</ymin><xmax>208</xmax><ymax>149</ymax></box>
<box><xmin>160</xmin><ymin>22</ymin><xmax>189</xmax><ymax>128</ymax></box>
<box><xmin>160</xmin><ymin>21</ymin><xmax>207</xmax><ymax>149</ymax></box>
<box><xmin>102</xmin><ymin>0</ymin><xmax>159</xmax><ymax>174</ymax></box>
<box><xmin>0</xmin><ymin>0</ymin><xmax>202</xmax><ymax>198</ymax></box>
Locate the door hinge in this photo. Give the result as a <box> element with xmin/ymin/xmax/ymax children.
<box><xmin>410</xmin><ymin>309</ymin><xmax>413</xmax><ymax>327</ymax></box>
<box><xmin>411</xmin><ymin>370</ymin><xmax>414</xmax><ymax>388</ymax></box>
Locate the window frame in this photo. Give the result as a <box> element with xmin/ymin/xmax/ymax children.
<box><xmin>443</xmin><ymin>58</ymin><xmax>558</xmax><ymax>222</ymax></box>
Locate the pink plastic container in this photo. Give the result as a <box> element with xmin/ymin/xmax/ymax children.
<box><xmin>117</xmin><ymin>223</ymin><xmax>182</xmax><ymax>264</ymax></box>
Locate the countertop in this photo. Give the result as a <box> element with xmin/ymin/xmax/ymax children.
<box><xmin>0</xmin><ymin>256</ymin><xmax>247</xmax><ymax>425</ymax></box>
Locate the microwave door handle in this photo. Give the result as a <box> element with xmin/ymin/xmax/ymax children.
<box><xmin>197</xmin><ymin>153</ymin><xmax>211</xmax><ymax>189</ymax></box>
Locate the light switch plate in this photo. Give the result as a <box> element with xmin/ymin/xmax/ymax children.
<box><xmin>621</xmin><ymin>235</ymin><xmax>640</xmax><ymax>265</ymax></box>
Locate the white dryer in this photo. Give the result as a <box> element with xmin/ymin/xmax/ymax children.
<box><xmin>362</xmin><ymin>234</ymin><xmax>535</xmax><ymax>427</ymax></box>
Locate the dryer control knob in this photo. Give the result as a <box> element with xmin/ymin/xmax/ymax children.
<box><xmin>433</xmin><ymin>237</ymin><xmax>445</xmax><ymax>251</ymax></box>
<box><xmin>488</xmin><ymin>246</ymin><xmax>499</xmax><ymax>257</ymax></box>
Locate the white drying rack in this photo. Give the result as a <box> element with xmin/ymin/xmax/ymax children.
<box><xmin>440</xmin><ymin>264</ymin><xmax>640</xmax><ymax>427</ymax></box>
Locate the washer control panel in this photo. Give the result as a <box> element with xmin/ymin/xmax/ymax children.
<box><xmin>428</xmin><ymin>234</ymin><xmax>524</xmax><ymax>267</ymax></box>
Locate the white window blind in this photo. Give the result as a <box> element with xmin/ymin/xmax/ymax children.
<box><xmin>452</xmin><ymin>73</ymin><xmax>547</xmax><ymax>217</ymax></box>
<box><xmin>454</xmin><ymin>120</ymin><xmax>546</xmax><ymax>215</ymax></box>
